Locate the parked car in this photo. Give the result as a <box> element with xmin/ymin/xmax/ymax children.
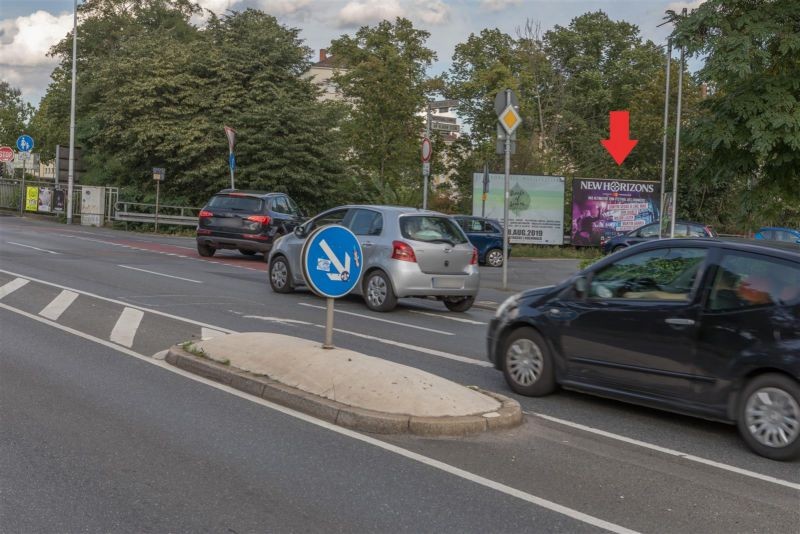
<box><xmin>268</xmin><ymin>206</ymin><xmax>480</xmax><ymax>312</ymax></box>
<box><xmin>453</xmin><ymin>216</ymin><xmax>510</xmax><ymax>267</ymax></box>
<box><xmin>487</xmin><ymin>237</ymin><xmax>800</xmax><ymax>460</ymax></box>
<box><xmin>755</xmin><ymin>227</ymin><xmax>800</xmax><ymax>245</ymax></box>
<box><xmin>196</xmin><ymin>190</ymin><xmax>303</xmax><ymax>261</ymax></box>
<box><xmin>601</xmin><ymin>220</ymin><xmax>716</xmax><ymax>254</ymax></box>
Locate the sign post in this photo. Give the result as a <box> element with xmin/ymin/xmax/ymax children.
<box><xmin>301</xmin><ymin>225</ymin><xmax>363</xmax><ymax>349</ymax></box>
<box><xmin>421</xmin><ymin>136</ymin><xmax>432</xmax><ymax>209</ymax></box>
<box><xmin>495</xmin><ymin>90</ymin><xmax>521</xmax><ymax>289</ymax></box>
<box><xmin>16</xmin><ymin>135</ymin><xmax>34</xmax><ymax>216</ymax></box>
<box><xmin>152</xmin><ymin>167</ymin><xmax>165</xmax><ymax>232</ymax></box>
<box><xmin>224</xmin><ymin>126</ymin><xmax>236</xmax><ymax>189</ymax></box>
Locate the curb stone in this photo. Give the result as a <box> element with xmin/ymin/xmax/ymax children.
<box><xmin>166</xmin><ymin>345</ymin><xmax>521</xmax><ymax>436</ymax></box>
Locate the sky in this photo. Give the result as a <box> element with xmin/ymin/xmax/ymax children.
<box><xmin>1</xmin><ymin>0</ymin><xmax>705</xmax><ymax>107</ymax></box>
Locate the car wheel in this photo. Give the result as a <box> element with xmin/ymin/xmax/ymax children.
<box><xmin>238</xmin><ymin>249</ymin><xmax>256</xmax><ymax>256</ymax></box>
<box><xmin>269</xmin><ymin>255</ymin><xmax>293</xmax><ymax>294</ymax></box>
<box><xmin>363</xmin><ymin>270</ymin><xmax>397</xmax><ymax>312</ymax></box>
<box><xmin>737</xmin><ymin>373</ymin><xmax>800</xmax><ymax>461</ymax></box>
<box><xmin>443</xmin><ymin>296</ymin><xmax>475</xmax><ymax>312</ymax></box>
<box><xmin>197</xmin><ymin>243</ymin><xmax>215</xmax><ymax>257</ymax></box>
<box><xmin>612</xmin><ymin>245</ymin><xmax>627</xmax><ymax>253</ymax></box>
<box><xmin>502</xmin><ymin>327</ymin><xmax>556</xmax><ymax>397</ymax></box>
<box><xmin>486</xmin><ymin>248</ymin><xmax>504</xmax><ymax>267</ymax></box>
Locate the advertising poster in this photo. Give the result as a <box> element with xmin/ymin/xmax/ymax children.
<box><xmin>37</xmin><ymin>187</ymin><xmax>52</xmax><ymax>212</ymax></box>
<box><xmin>53</xmin><ymin>189</ymin><xmax>65</xmax><ymax>212</ymax></box>
<box><xmin>571</xmin><ymin>178</ymin><xmax>660</xmax><ymax>246</ymax></box>
<box><xmin>25</xmin><ymin>186</ymin><xmax>39</xmax><ymax>212</ymax></box>
<box><xmin>472</xmin><ymin>173</ymin><xmax>565</xmax><ymax>245</ymax></box>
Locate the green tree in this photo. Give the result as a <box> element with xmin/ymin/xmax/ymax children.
<box><xmin>670</xmin><ymin>0</ymin><xmax>800</xmax><ymax>229</ymax></box>
<box><xmin>329</xmin><ymin>18</ymin><xmax>436</xmax><ymax>205</ymax></box>
<box><xmin>0</xmin><ymin>82</ymin><xmax>34</xmax><ymax>147</ymax></box>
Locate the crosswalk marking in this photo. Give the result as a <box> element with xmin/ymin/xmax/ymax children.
<box><xmin>39</xmin><ymin>290</ymin><xmax>79</xmax><ymax>321</ymax></box>
<box><xmin>110</xmin><ymin>307</ymin><xmax>145</xmax><ymax>348</ymax></box>
<box><xmin>0</xmin><ymin>277</ymin><xmax>29</xmax><ymax>299</ymax></box>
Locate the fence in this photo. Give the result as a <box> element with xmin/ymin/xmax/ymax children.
<box><xmin>114</xmin><ymin>201</ymin><xmax>200</xmax><ymax>227</ymax></box>
<box><xmin>0</xmin><ymin>179</ymin><xmax>118</xmax><ymax>223</ymax></box>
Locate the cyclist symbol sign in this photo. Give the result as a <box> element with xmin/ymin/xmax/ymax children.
<box><xmin>302</xmin><ymin>225</ymin><xmax>363</xmax><ymax>298</ymax></box>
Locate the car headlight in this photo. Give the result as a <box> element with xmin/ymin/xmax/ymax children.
<box><xmin>495</xmin><ymin>295</ymin><xmax>518</xmax><ymax>318</ymax></box>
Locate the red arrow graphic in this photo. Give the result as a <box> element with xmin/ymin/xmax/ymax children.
<box><xmin>601</xmin><ymin>111</ymin><xmax>638</xmax><ymax>165</ymax></box>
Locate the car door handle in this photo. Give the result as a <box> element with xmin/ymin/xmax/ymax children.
<box><xmin>665</xmin><ymin>318</ymin><xmax>695</xmax><ymax>326</ymax></box>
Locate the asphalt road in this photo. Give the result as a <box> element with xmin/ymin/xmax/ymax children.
<box><xmin>1</xmin><ymin>216</ymin><xmax>798</xmax><ymax>533</ymax></box>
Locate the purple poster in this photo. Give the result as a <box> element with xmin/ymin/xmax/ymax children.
<box><xmin>571</xmin><ymin>178</ymin><xmax>660</xmax><ymax>246</ymax></box>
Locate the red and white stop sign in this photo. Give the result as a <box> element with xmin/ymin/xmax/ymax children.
<box><xmin>0</xmin><ymin>146</ymin><xmax>13</xmax><ymax>162</ymax></box>
<box><xmin>421</xmin><ymin>137</ymin><xmax>432</xmax><ymax>162</ymax></box>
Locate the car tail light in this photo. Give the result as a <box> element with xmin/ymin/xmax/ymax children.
<box><xmin>470</xmin><ymin>246</ymin><xmax>478</xmax><ymax>265</ymax></box>
<box><xmin>246</xmin><ymin>215</ymin><xmax>271</xmax><ymax>226</ymax></box>
<box><xmin>391</xmin><ymin>240</ymin><xmax>417</xmax><ymax>262</ymax></box>
<box><xmin>199</xmin><ymin>210</ymin><xmax>213</xmax><ymax>218</ymax></box>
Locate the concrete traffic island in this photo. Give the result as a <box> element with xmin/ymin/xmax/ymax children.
<box><xmin>166</xmin><ymin>332</ymin><xmax>521</xmax><ymax>436</ymax></box>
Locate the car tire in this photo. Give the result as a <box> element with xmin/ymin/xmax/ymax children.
<box><xmin>363</xmin><ymin>270</ymin><xmax>397</xmax><ymax>312</ymax></box>
<box><xmin>443</xmin><ymin>296</ymin><xmax>475</xmax><ymax>312</ymax></box>
<box><xmin>485</xmin><ymin>248</ymin><xmax>504</xmax><ymax>267</ymax></box>
<box><xmin>736</xmin><ymin>373</ymin><xmax>800</xmax><ymax>461</ymax></box>
<box><xmin>502</xmin><ymin>327</ymin><xmax>556</xmax><ymax>397</ymax></box>
<box><xmin>269</xmin><ymin>255</ymin><xmax>294</xmax><ymax>294</ymax></box>
<box><xmin>238</xmin><ymin>249</ymin><xmax>256</xmax><ymax>256</ymax></box>
<box><xmin>612</xmin><ymin>245</ymin><xmax>627</xmax><ymax>253</ymax></box>
<box><xmin>197</xmin><ymin>243</ymin><xmax>215</xmax><ymax>257</ymax></box>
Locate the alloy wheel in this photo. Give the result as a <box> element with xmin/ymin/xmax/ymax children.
<box><xmin>271</xmin><ymin>261</ymin><xmax>288</xmax><ymax>289</ymax></box>
<box><xmin>367</xmin><ymin>275</ymin><xmax>387</xmax><ymax>307</ymax></box>
<box><xmin>487</xmin><ymin>249</ymin><xmax>503</xmax><ymax>267</ymax></box>
<box><xmin>506</xmin><ymin>339</ymin><xmax>543</xmax><ymax>386</ymax></box>
<box><xmin>745</xmin><ymin>387</ymin><xmax>800</xmax><ymax>448</ymax></box>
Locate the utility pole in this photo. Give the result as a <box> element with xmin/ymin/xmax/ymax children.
<box><xmin>503</xmin><ymin>90</ymin><xmax>511</xmax><ymax>290</ymax></box>
<box><xmin>66</xmin><ymin>0</ymin><xmax>78</xmax><ymax>225</ymax></box>
<box><xmin>423</xmin><ymin>102</ymin><xmax>431</xmax><ymax>210</ymax></box>
<box><xmin>670</xmin><ymin>13</ymin><xmax>686</xmax><ymax>239</ymax></box>
<box><xmin>660</xmin><ymin>39</ymin><xmax>672</xmax><ymax>236</ymax></box>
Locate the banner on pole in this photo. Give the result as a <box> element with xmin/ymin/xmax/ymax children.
<box><xmin>224</xmin><ymin>126</ymin><xmax>236</xmax><ymax>153</ymax></box>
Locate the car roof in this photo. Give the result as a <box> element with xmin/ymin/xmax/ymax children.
<box><xmin>324</xmin><ymin>205</ymin><xmax>446</xmax><ymax>215</ymax></box>
<box><xmin>215</xmin><ymin>189</ymin><xmax>285</xmax><ymax>198</ymax></box>
<box><xmin>637</xmin><ymin>237</ymin><xmax>800</xmax><ymax>260</ymax></box>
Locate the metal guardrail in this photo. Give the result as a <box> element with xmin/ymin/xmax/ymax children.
<box><xmin>0</xmin><ymin>179</ymin><xmax>118</xmax><ymax>223</ymax></box>
<box><xmin>114</xmin><ymin>201</ymin><xmax>200</xmax><ymax>227</ymax></box>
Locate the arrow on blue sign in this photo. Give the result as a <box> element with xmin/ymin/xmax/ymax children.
<box><xmin>302</xmin><ymin>225</ymin><xmax>363</xmax><ymax>298</ymax></box>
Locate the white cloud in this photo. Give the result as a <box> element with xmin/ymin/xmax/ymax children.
<box><xmin>666</xmin><ymin>0</ymin><xmax>706</xmax><ymax>12</ymax></box>
<box><xmin>0</xmin><ymin>10</ymin><xmax>72</xmax><ymax>67</ymax></box>
<box><xmin>258</xmin><ymin>0</ymin><xmax>312</xmax><ymax>16</ymax></box>
<box><xmin>337</xmin><ymin>0</ymin><xmax>405</xmax><ymax>28</ymax></box>
<box><xmin>195</xmin><ymin>0</ymin><xmax>242</xmax><ymax>14</ymax></box>
<box><xmin>479</xmin><ymin>0</ymin><xmax>520</xmax><ymax>12</ymax></box>
<box><xmin>414</xmin><ymin>0</ymin><xmax>450</xmax><ymax>25</ymax></box>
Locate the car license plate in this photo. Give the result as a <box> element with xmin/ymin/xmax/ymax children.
<box><xmin>432</xmin><ymin>278</ymin><xmax>464</xmax><ymax>289</ymax></box>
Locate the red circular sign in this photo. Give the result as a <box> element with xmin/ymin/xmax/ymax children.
<box><xmin>421</xmin><ymin>137</ymin><xmax>432</xmax><ymax>162</ymax></box>
<box><xmin>0</xmin><ymin>146</ymin><xmax>14</xmax><ymax>162</ymax></box>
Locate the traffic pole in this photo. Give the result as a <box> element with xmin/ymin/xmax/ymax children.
<box><xmin>19</xmin><ymin>156</ymin><xmax>25</xmax><ymax>216</ymax></box>
<box><xmin>154</xmin><ymin>179</ymin><xmax>160</xmax><ymax>233</ymax></box>
<box><xmin>659</xmin><ymin>39</ymin><xmax>672</xmax><ymax>236</ymax></box>
<box><xmin>323</xmin><ymin>297</ymin><xmax>334</xmax><ymax>349</ymax></box>
<box><xmin>66</xmin><ymin>0</ymin><xmax>78</xmax><ymax>225</ymax></box>
<box><xmin>502</xmin><ymin>89</ymin><xmax>511</xmax><ymax>290</ymax></box>
<box><xmin>423</xmin><ymin>103</ymin><xmax>430</xmax><ymax>210</ymax></box>
<box><xmin>670</xmin><ymin>32</ymin><xmax>685</xmax><ymax>239</ymax></box>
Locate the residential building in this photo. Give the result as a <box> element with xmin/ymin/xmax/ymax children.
<box><xmin>302</xmin><ymin>49</ymin><xmax>345</xmax><ymax>102</ymax></box>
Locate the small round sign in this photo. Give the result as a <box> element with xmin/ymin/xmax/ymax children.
<box><xmin>0</xmin><ymin>146</ymin><xmax>13</xmax><ymax>162</ymax></box>
<box><xmin>301</xmin><ymin>225</ymin><xmax>363</xmax><ymax>298</ymax></box>
<box><xmin>16</xmin><ymin>135</ymin><xmax>34</xmax><ymax>153</ymax></box>
<box><xmin>421</xmin><ymin>137</ymin><xmax>432</xmax><ymax>162</ymax></box>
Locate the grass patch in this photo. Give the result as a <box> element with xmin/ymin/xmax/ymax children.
<box><xmin>511</xmin><ymin>245</ymin><xmax>601</xmax><ymax>259</ymax></box>
<box><xmin>180</xmin><ymin>341</ymin><xmax>229</xmax><ymax>365</ymax></box>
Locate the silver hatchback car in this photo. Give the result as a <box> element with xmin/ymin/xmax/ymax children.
<box><xmin>268</xmin><ymin>205</ymin><xmax>480</xmax><ymax>312</ymax></box>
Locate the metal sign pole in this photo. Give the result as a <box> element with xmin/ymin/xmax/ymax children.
<box><xmin>670</xmin><ymin>38</ymin><xmax>685</xmax><ymax>239</ymax></box>
<box><xmin>66</xmin><ymin>0</ymin><xmax>77</xmax><ymax>225</ymax></box>
<box><xmin>323</xmin><ymin>297</ymin><xmax>334</xmax><ymax>349</ymax></box>
<box><xmin>155</xmin><ymin>180</ymin><xmax>160</xmax><ymax>233</ymax></box>
<box><xmin>502</xmin><ymin>89</ymin><xmax>511</xmax><ymax>290</ymax></box>
<box><xmin>659</xmin><ymin>39</ymin><xmax>672</xmax><ymax>236</ymax></box>
<box><xmin>423</xmin><ymin>104</ymin><xmax>430</xmax><ymax>210</ymax></box>
<box><xmin>230</xmin><ymin>153</ymin><xmax>235</xmax><ymax>190</ymax></box>
<box><xmin>19</xmin><ymin>157</ymin><xmax>25</xmax><ymax>216</ymax></box>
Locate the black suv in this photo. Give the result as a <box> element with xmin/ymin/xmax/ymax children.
<box><xmin>196</xmin><ymin>190</ymin><xmax>303</xmax><ymax>260</ymax></box>
<box><xmin>488</xmin><ymin>238</ymin><xmax>800</xmax><ymax>460</ymax></box>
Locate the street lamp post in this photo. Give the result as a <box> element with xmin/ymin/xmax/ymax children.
<box><xmin>66</xmin><ymin>0</ymin><xmax>78</xmax><ymax>225</ymax></box>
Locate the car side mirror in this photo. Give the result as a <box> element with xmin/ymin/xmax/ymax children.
<box><xmin>574</xmin><ymin>276</ymin><xmax>588</xmax><ymax>297</ymax></box>
<box><xmin>294</xmin><ymin>225</ymin><xmax>307</xmax><ymax>239</ymax></box>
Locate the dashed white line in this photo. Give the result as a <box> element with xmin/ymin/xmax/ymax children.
<box><xmin>244</xmin><ymin>314</ymin><xmax>491</xmax><ymax>367</ymax></box>
<box><xmin>298</xmin><ymin>303</ymin><xmax>454</xmax><ymax>336</ymax></box>
<box><xmin>526</xmin><ymin>411</ymin><xmax>800</xmax><ymax>492</ymax></box>
<box><xmin>7</xmin><ymin>241</ymin><xmax>61</xmax><ymax>254</ymax></box>
<box><xmin>109</xmin><ymin>307</ymin><xmax>145</xmax><ymax>347</ymax></box>
<box><xmin>408</xmin><ymin>309</ymin><xmax>487</xmax><ymax>325</ymax></box>
<box><xmin>0</xmin><ymin>301</ymin><xmax>640</xmax><ymax>534</ymax></box>
<box><xmin>39</xmin><ymin>289</ymin><xmax>79</xmax><ymax>321</ymax></box>
<box><xmin>118</xmin><ymin>264</ymin><xmax>203</xmax><ymax>284</ymax></box>
<box><xmin>0</xmin><ymin>277</ymin><xmax>29</xmax><ymax>299</ymax></box>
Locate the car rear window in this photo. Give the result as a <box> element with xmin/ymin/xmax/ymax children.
<box><xmin>208</xmin><ymin>195</ymin><xmax>262</xmax><ymax>211</ymax></box>
<box><xmin>399</xmin><ymin>216</ymin><xmax>468</xmax><ymax>245</ymax></box>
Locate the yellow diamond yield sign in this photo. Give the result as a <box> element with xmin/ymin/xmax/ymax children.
<box><xmin>499</xmin><ymin>105</ymin><xmax>521</xmax><ymax>134</ymax></box>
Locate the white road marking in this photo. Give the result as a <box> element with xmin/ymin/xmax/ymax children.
<box><xmin>109</xmin><ymin>307</ymin><xmax>145</xmax><ymax>347</ymax></box>
<box><xmin>527</xmin><ymin>411</ymin><xmax>800</xmax><ymax>492</ymax></box>
<box><xmin>298</xmin><ymin>303</ymin><xmax>454</xmax><ymax>336</ymax></box>
<box><xmin>117</xmin><ymin>264</ymin><xmax>202</xmax><ymax>283</ymax></box>
<box><xmin>7</xmin><ymin>241</ymin><xmax>61</xmax><ymax>254</ymax></box>
<box><xmin>39</xmin><ymin>290</ymin><xmax>79</xmax><ymax>321</ymax></box>
<box><xmin>245</xmin><ymin>314</ymin><xmax>491</xmax><ymax>367</ymax></box>
<box><xmin>0</xmin><ymin>277</ymin><xmax>29</xmax><ymax>299</ymax></box>
<box><xmin>0</xmin><ymin>301</ymin><xmax>639</xmax><ymax>534</ymax></box>
<box><xmin>201</xmin><ymin>327</ymin><xmax>227</xmax><ymax>340</ymax></box>
<box><xmin>0</xmin><ymin>268</ymin><xmax>236</xmax><ymax>334</ymax></box>
<box><xmin>408</xmin><ymin>309</ymin><xmax>487</xmax><ymax>325</ymax></box>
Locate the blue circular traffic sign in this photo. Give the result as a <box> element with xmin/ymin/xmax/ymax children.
<box><xmin>16</xmin><ymin>135</ymin><xmax>34</xmax><ymax>152</ymax></box>
<box><xmin>301</xmin><ymin>225</ymin><xmax>363</xmax><ymax>298</ymax></box>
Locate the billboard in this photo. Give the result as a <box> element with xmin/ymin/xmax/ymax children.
<box><xmin>473</xmin><ymin>173</ymin><xmax>565</xmax><ymax>245</ymax></box>
<box><xmin>571</xmin><ymin>178</ymin><xmax>660</xmax><ymax>246</ymax></box>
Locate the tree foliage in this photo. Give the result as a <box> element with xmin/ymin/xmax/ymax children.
<box><xmin>0</xmin><ymin>82</ymin><xmax>34</xmax><ymax>147</ymax></box>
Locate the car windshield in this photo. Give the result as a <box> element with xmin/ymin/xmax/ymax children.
<box><xmin>399</xmin><ymin>216</ymin><xmax>468</xmax><ymax>245</ymax></box>
<box><xmin>208</xmin><ymin>195</ymin><xmax>262</xmax><ymax>211</ymax></box>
